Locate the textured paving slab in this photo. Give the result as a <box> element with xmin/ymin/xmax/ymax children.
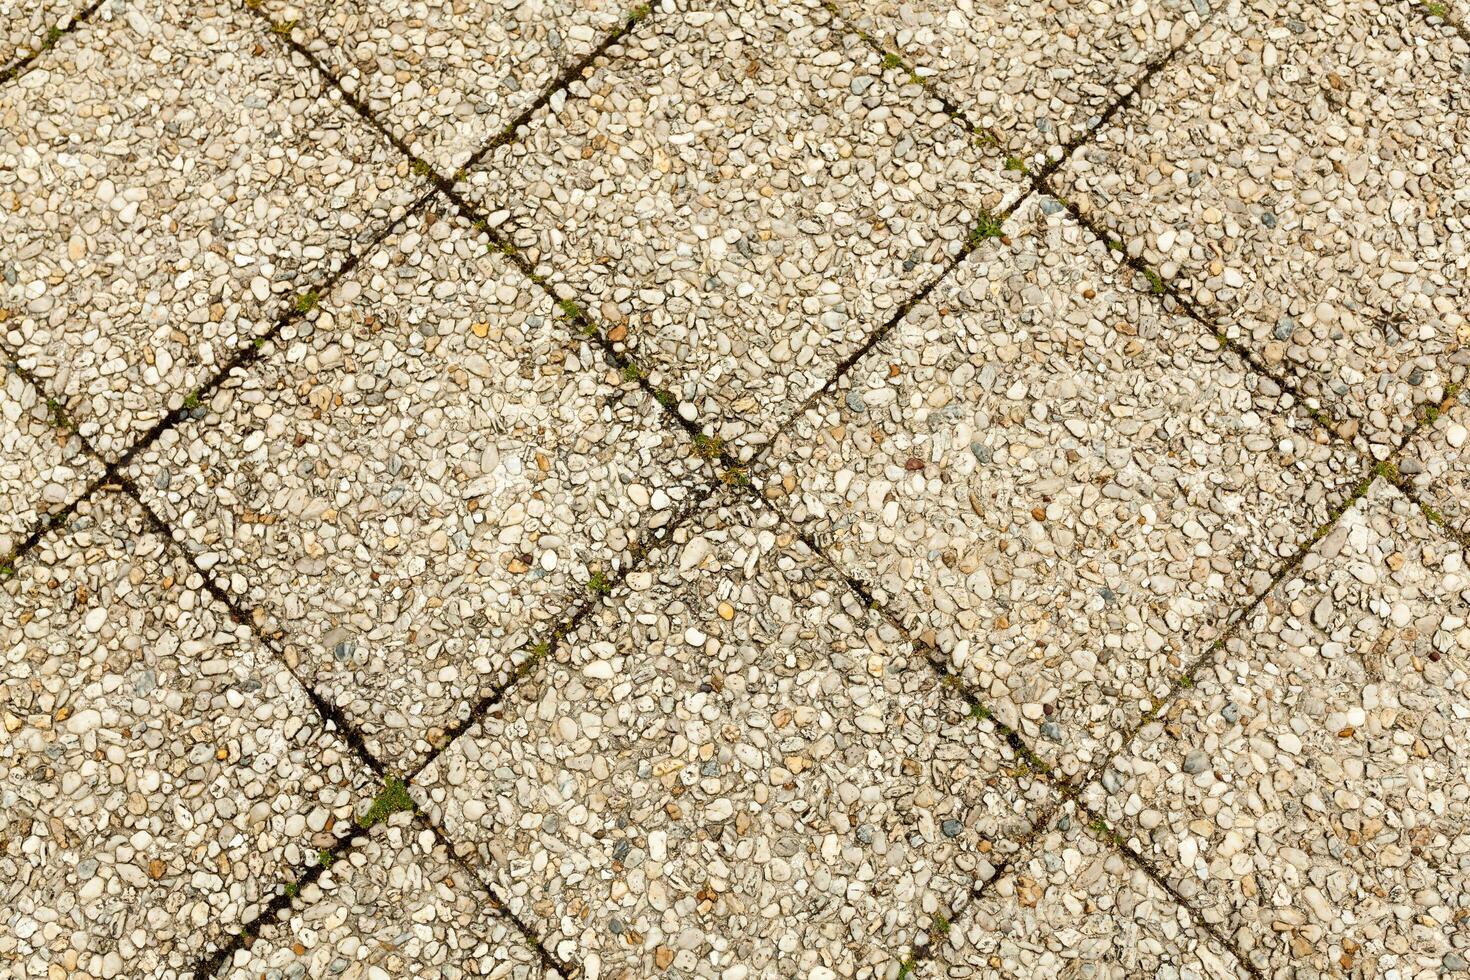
<box><xmin>1086</xmin><ymin>480</ymin><xmax>1470</xmax><ymax>978</ymax></box>
<box><xmin>762</xmin><ymin>201</ymin><xmax>1359</xmax><ymax>779</ymax></box>
<box><xmin>461</xmin><ymin>0</ymin><xmax>1020</xmax><ymax>459</ymax></box>
<box><xmin>925</xmin><ymin>803</ymin><xmax>1249</xmax><ymax>979</ymax></box>
<box><xmin>0</xmin><ymin>491</ymin><xmax>374</xmax><ymax>977</ymax></box>
<box><xmin>415</xmin><ymin>493</ymin><xmax>1054</xmax><ymax>978</ymax></box>
<box><xmin>0</xmin><ymin>0</ymin><xmax>425</xmax><ymax>462</ymax></box>
<box><xmin>4</xmin><ymin>0</ymin><xmax>1469</xmax><ymax>972</ymax></box>
<box><xmin>129</xmin><ymin>209</ymin><xmax>711</xmax><ymax>772</ymax></box>
<box><xmin>228</xmin><ymin>812</ymin><xmax>551</xmax><ymax>980</ymax></box>
<box><xmin>260</xmin><ymin>0</ymin><xmax>632</xmax><ymax>171</ymax></box>
<box><xmin>830</xmin><ymin>0</ymin><xmax>1207</xmax><ymax>162</ymax></box>
<box><xmin>1402</xmin><ymin>387</ymin><xmax>1470</xmax><ymax>540</ymax></box>
<box><xmin>1055</xmin><ymin>0</ymin><xmax>1470</xmax><ymax>454</ymax></box>
<box><xmin>1</xmin><ymin>363</ymin><xmax>99</xmax><ymax>556</ymax></box>
<box><xmin>0</xmin><ymin>0</ymin><xmax>89</xmax><ymax>69</ymax></box>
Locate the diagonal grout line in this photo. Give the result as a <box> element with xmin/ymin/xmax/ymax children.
<box><xmin>1040</xmin><ymin>183</ymin><xmax>1362</xmax><ymax>439</ymax></box>
<box><xmin>814</xmin><ymin>0</ymin><xmax>1008</xmax><ymax>150</ymax></box>
<box><xmin>767</xmin><ymin>0</ymin><xmax>1220</xmax><ymax>475</ymax></box>
<box><xmin>818</xmin><ymin>0</ymin><xmax>1219</xmax><ymax>172</ymax></box>
<box><xmin>0</xmin><ymin>0</ymin><xmax>106</xmax><ymax>85</ymax></box>
<box><xmin>1408</xmin><ymin>0</ymin><xmax>1470</xmax><ymax>43</ymax></box>
<box><xmin>415</xmin><ymin>810</ymin><xmax>578</xmax><ymax>978</ymax></box>
<box><xmin>399</xmin><ymin>468</ymin><xmax>726</xmax><ymax>783</ymax></box>
<box><xmin>240</xmin><ymin>0</ymin><xmax>657</xmax><ymax>178</ymax></box>
<box><xmin>745</xmin><ymin>453</ymin><xmax>1388</xmax><ymax>977</ymax></box>
<box><xmin>5</xmin><ymin>2</ymin><xmax>1460</xmax><ymax>978</ymax></box>
<box><xmin>898</xmin><ymin>795</ymin><xmax>1067</xmax><ymax>976</ymax></box>
<box><xmin>1076</xmin><ymin>804</ymin><xmax>1267</xmax><ymax>980</ymax></box>
<box><xmin>0</xmin><ymin>338</ymin><xmax>97</xmax><ymax>546</ymax></box>
<box><xmin>119</xmin><ymin>478</ymin><xmax>389</xmax><ymax>777</ymax></box>
<box><xmin>2</xmin><ymin>5</ymin><xmax>677</xmax><ymax>974</ymax></box>
<box><xmin>4</xmin><ymin>0</ymin><xmax>657</xmax><ymax>573</ymax></box>
<box><xmin>238</xmin><ymin>0</ymin><xmax>790</xmax><ymax>511</ymax></box>
<box><xmin>821</xmin><ymin>0</ymin><xmax>1421</xmax><ymax>465</ymax></box>
<box><xmin>0</xmin><ymin>180</ymin><xmax>439</xmax><ymax>569</ymax></box>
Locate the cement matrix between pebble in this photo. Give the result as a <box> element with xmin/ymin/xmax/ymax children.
<box><xmin>1</xmin><ymin>0</ymin><xmax>1467</xmax><ymax>979</ymax></box>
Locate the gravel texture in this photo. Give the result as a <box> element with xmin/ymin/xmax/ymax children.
<box><xmin>415</xmin><ymin>492</ymin><xmax>1055</xmax><ymax>979</ymax></box>
<box><xmin>925</xmin><ymin>803</ymin><xmax>1250</xmax><ymax>979</ymax></box>
<box><xmin>1055</xmin><ymin>0</ymin><xmax>1470</xmax><ymax>456</ymax></box>
<box><xmin>460</xmin><ymin>0</ymin><xmax>1021</xmax><ymax>459</ymax></box>
<box><xmin>1087</xmin><ymin>480</ymin><xmax>1470</xmax><ymax>979</ymax></box>
<box><xmin>0</xmin><ymin>0</ymin><xmax>91</xmax><ymax>69</ymax></box>
<box><xmin>1401</xmin><ymin>386</ymin><xmax>1470</xmax><ymax>541</ymax></box>
<box><xmin>0</xmin><ymin>0</ymin><xmax>425</xmax><ymax>462</ymax></box>
<box><xmin>128</xmin><ymin>209</ymin><xmax>712</xmax><ymax>772</ymax></box>
<box><xmin>258</xmin><ymin>0</ymin><xmax>632</xmax><ymax>171</ymax></box>
<box><xmin>228</xmin><ymin>811</ymin><xmax>551</xmax><ymax>980</ymax></box>
<box><xmin>0</xmin><ymin>361</ymin><xmax>99</xmax><ymax>556</ymax></box>
<box><xmin>3</xmin><ymin>0</ymin><xmax>1467</xmax><ymax>975</ymax></box>
<box><xmin>830</xmin><ymin>0</ymin><xmax>1208</xmax><ymax>162</ymax></box>
<box><xmin>762</xmin><ymin>201</ymin><xmax>1360</xmax><ymax>779</ymax></box>
<box><xmin>0</xmin><ymin>490</ymin><xmax>374</xmax><ymax>977</ymax></box>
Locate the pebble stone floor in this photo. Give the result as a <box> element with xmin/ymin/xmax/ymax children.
<box><xmin>1</xmin><ymin>0</ymin><xmax>1468</xmax><ymax>977</ymax></box>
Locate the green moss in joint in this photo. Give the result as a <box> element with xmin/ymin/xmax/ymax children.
<box><xmin>46</xmin><ymin>398</ymin><xmax>73</xmax><ymax>431</ymax></box>
<box><xmin>692</xmin><ymin>433</ymin><xmax>725</xmax><ymax>461</ymax></box>
<box><xmin>358</xmin><ymin>776</ymin><xmax>414</xmax><ymax>830</ymax></box>
<box><xmin>967</xmin><ymin>210</ymin><xmax>1005</xmax><ymax>246</ymax></box>
<box><xmin>588</xmin><ymin>570</ymin><xmax>613</xmax><ymax>595</ymax></box>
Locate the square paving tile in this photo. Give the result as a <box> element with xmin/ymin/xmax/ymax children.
<box><xmin>1087</xmin><ymin>480</ymin><xmax>1470</xmax><ymax>979</ymax></box>
<box><xmin>1</xmin><ymin>362</ymin><xmax>100</xmax><ymax>556</ymax></box>
<box><xmin>414</xmin><ymin>492</ymin><xmax>1054</xmax><ymax>979</ymax></box>
<box><xmin>261</xmin><ymin>0</ymin><xmax>633</xmax><ymax>172</ymax></box>
<box><xmin>231</xmin><ymin>811</ymin><xmax>550</xmax><ymax>979</ymax></box>
<box><xmin>0</xmin><ymin>0</ymin><xmax>425</xmax><ymax>461</ymax></box>
<box><xmin>1054</xmin><ymin>0</ymin><xmax>1470</xmax><ymax>454</ymax></box>
<box><xmin>1402</xmin><ymin>386</ymin><xmax>1470</xmax><ymax>541</ymax></box>
<box><xmin>0</xmin><ymin>0</ymin><xmax>90</xmax><ymax>68</ymax></box>
<box><xmin>829</xmin><ymin>0</ymin><xmax>1207</xmax><ymax>162</ymax></box>
<box><xmin>924</xmin><ymin>803</ymin><xmax>1249</xmax><ymax>979</ymax></box>
<box><xmin>459</xmin><ymin>0</ymin><xmax>1020</xmax><ymax>459</ymax></box>
<box><xmin>0</xmin><ymin>491</ymin><xmax>375</xmax><ymax>977</ymax></box>
<box><xmin>762</xmin><ymin>201</ymin><xmax>1360</xmax><ymax>780</ymax></box>
<box><xmin>128</xmin><ymin>209</ymin><xmax>712</xmax><ymax>773</ymax></box>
